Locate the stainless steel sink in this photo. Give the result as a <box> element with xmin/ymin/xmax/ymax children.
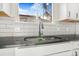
<box><xmin>21</xmin><ymin>36</ymin><xmax>64</xmax><ymax>46</ymax></box>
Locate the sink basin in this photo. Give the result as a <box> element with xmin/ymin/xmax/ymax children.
<box><xmin>22</xmin><ymin>36</ymin><xmax>65</xmax><ymax>46</ymax></box>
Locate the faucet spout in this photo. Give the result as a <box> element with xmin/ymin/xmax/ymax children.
<box><xmin>39</xmin><ymin>21</ymin><xmax>44</xmax><ymax>37</ymax></box>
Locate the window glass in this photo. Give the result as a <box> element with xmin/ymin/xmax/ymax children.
<box><xmin>19</xmin><ymin>3</ymin><xmax>52</xmax><ymax>22</ymax></box>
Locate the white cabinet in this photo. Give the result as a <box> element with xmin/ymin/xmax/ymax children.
<box><xmin>58</xmin><ymin>3</ymin><xmax>68</xmax><ymax>20</ymax></box>
<box><xmin>75</xmin><ymin>49</ymin><xmax>79</xmax><ymax>56</ymax></box>
<box><xmin>70</xmin><ymin>41</ymin><xmax>79</xmax><ymax>56</ymax></box>
<box><xmin>0</xmin><ymin>3</ymin><xmax>10</xmax><ymax>16</ymax></box>
<box><xmin>15</xmin><ymin>42</ymin><xmax>72</xmax><ymax>56</ymax></box>
<box><xmin>67</xmin><ymin>4</ymin><xmax>76</xmax><ymax>19</ymax></box>
<box><xmin>0</xmin><ymin>4</ymin><xmax>2</xmax><ymax>11</ymax></box>
<box><xmin>0</xmin><ymin>3</ymin><xmax>18</xmax><ymax>17</ymax></box>
<box><xmin>54</xmin><ymin>3</ymin><xmax>79</xmax><ymax>21</ymax></box>
<box><xmin>48</xmin><ymin>41</ymin><xmax>79</xmax><ymax>56</ymax></box>
<box><xmin>0</xmin><ymin>48</ymin><xmax>15</xmax><ymax>56</ymax></box>
<box><xmin>72</xmin><ymin>49</ymin><xmax>79</xmax><ymax>56</ymax></box>
<box><xmin>10</xmin><ymin>4</ymin><xmax>19</xmax><ymax>17</ymax></box>
<box><xmin>49</xmin><ymin>51</ymin><xmax>73</xmax><ymax>56</ymax></box>
<box><xmin>67</xmin><ymin>3</ymin><xmax>79</xmax><ymax>20</ymax></box>
<box><xmin>50</xmin><ymin>49</ymin><xmax>79</xmax><ymax>56</ymax></box>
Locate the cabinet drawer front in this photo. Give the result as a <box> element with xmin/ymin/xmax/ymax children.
<box><xmin>72</xmin><ymin>41</ymin><xmax>79</xmax><ymax>49</ymax></box>
<box><xmin>0</xmin><ymin>48</ymin><xmax>15</xmax><ymax>56</ymax></box>
<box><xmin>48</xmin><ymin>50</ymin><xmax>73</xmax><ymax>56</ymax></box>
<box><xmin>15</xmin><ymin>42</ymin><xmax>72</xmax><ymax>56</ymax></box>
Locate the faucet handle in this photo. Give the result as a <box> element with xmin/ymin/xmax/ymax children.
<box><xmin>41</xmin><ymin>23</ymin><xmax>44</xmax><ymax>29</ymax></box>
<box><xmin>24</xmin><ymin>37</ymin><xmax>27</xmax><ymax>41</ymax></box>
<box><xmin>41</xmin><ymin>32</ymin><xmax>43</xmax><ymax>35</ymax></box>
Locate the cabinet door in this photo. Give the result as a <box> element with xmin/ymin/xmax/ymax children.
<box><xmin>67</xmin><ymin>4</ymin><xmax>75</xmax><ymax>19</ymax></box>
<box><xmin>76</xmin><ymin>4</ymin><xmax>79</xmax><ymax>19</ymax></box>
<box><xmin>49</xmin><ymin>51</ymin><xmax>73</xmax><ymax>56</ymax></box>
<box><xmin>76</xmin><ymin>49</ymin><xmax>79</xmax><ymax>56</ymax></box>
<box><xmin>10</xmin><ymin>3</ymin><xmax>18</xmax><ymax>17</ymax></box>
<box><xmin>59</xmin><ymin>3</ymin><xmax>68</xmax><ymax>20</ymax></box>
<box><xmin>2</xmin><ymin>4</ymin><xmax>10</xmax><ymax>16</ymax></box>
<box><xmin>0</xmin><ymin>3</ymin><xmax>2</xmax><ymax>11</ymax></box>
<box><xmin>0</xmin><ymin>3</ymin><xmax>10</xmax><ymax>16</ymax></box>
<box><xmin>0</xmin><ymin>48</ymin><xmax>15</xmax><ymax>56</ymax></box>
<box><xmin>57</xmin><ymin>3</ymin><xmax>76</xmax><ymax>20</ymax></box>
<box><xmin>0</xmin><ymin>3</ymin><xmax>18</xmax><ymax>17</ymax></box>
<box><xmin>74</xmin><ymin>49</ymin><xmax>79</xmax><ymax>56</ymax></box>
<box><xmin>67</xmin><ymin>3</ymin><xmax>79</xmax><ymax>19</ymax></box>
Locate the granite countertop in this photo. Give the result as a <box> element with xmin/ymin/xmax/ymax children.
<box><xmin>0</xmin><ymin>34</ymin><xmax>79</xmax><ymax>48</ymax></box>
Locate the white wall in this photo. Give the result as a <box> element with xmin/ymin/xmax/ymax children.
<box><xmin>0</xmin><ymin>3</ymin><xmax>77</xmax><ymax>37</ymax></box>
<box><xmin>53</xmin><ymin>3</ymin><xmax>60</xmax><ymax>22</ymax></box>
<box><xmin>76</xmin><ymin>23</ymin><xmax>79</xmax><ymax>35</ymax></box>
<box><xmin>0</xmin><ymin>17</ymin><xmax>39</xmax><ymax>37</ymax></box>
<box><xmin>59</xmin><ymin>3</ymin><xmax>67</xmax><ymax>20</ymax></box>
<box><xmin>43</xmin><ymin>22</ymin><xmax>75</xmax><ymax>36</ymax></box>
<box><xmin>0</xmin><ymin>17</ymin><xmax>77</xmax><ymax>37</ymax></box>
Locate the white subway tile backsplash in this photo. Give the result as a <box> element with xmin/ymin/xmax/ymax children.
<box><xmin>0</xmin><ymin>19</ymin><xmax>77</xmax><ymax>36</ymax></box>
<box><xmin>0</xmin><ymin>21</ymin><xmax>39</xmax><ymax>36</ymax></box>
<box><xmin>0</xmin><ymin>33</ymin><xmax>13</xmax><ymax>37</ymax></box>
<box><xmin>43</xmin><ymin>23</ymin><xmax>76</xmax><ymax>36</ymax></box>
<box><xmin>13</xmin><ymin>32</ymin><xmax>38</xmax><ymax>37</ymax></box>
<box><xmin>0</xmin><ymin>29</ymin><xmax>14</xmax><ymax>32</ymax></box>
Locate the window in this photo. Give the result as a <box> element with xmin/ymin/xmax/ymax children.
<box><xmin>19</xmin><ymin>3</ymin><xmax>52</xmax><ymax>22</ymax></box>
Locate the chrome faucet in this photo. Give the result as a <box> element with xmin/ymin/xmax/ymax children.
<box><xmin>39</xmin><ymin>21</ymin><xmax>44</xmax><ymax>37</ymax></box>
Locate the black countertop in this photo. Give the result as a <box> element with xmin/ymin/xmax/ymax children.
<box><xmin>0</xmin><ymin>34</ymin><xmax>79</xmax><ymax>48</ymax></box>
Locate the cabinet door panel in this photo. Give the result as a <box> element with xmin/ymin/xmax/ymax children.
<box><xmin>67</xmin><ymin>3</ymin><xmax>79</xmax><ymax>19</ymax></box>
<box><xmin>0</xmin><ymin>3</ymin><xmax>10</xmax><ymax>16</ymax></box>
<box><xmin>0</xmin><ymin>3</ymin><xmax>2</xmax><ymax>11</ymax></box>
<box><xmin>59</xmin><ymin>3</ymin><xmax>67</xmax><ymax>20</ymax></box>
<box><xmin>10</xmin><ymin>4</ymin><xmax>18</xmax><ymax>17</ymax></box>
<box><xmin>49</xmin><ymin>51</ymin><xmax>73</xmax><ymax>56</ymax></box>
<box><xmin>0</xmin><ymin>48</ymin><xmax>15</xmax><ymax>56</ymax></box>
<box><xmin>67</xmin><ymin>4</ymin><xmax>75</xmax><ymax>19</ymax></box>
<box><xmin>75</xmin><ymin>49</ymin><xmax>79</xmax><ymax>56</ymax></box>
<box><xmin>3</xmin><ymin>4</ymin><xmax>10</xmax><ymax>15</ymax></box>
